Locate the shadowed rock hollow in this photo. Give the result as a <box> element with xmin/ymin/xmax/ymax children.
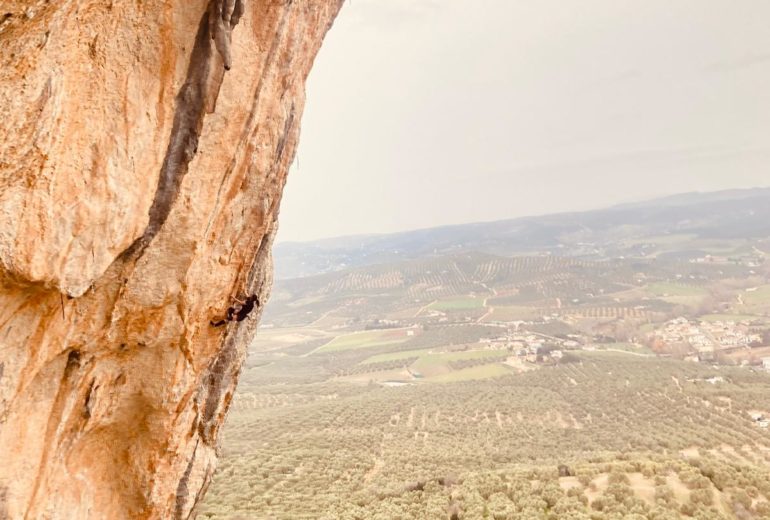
<box><xmin>0</xmin><ymin>1</ymin><xmax>343</xmax><ymax>518</ymax></box>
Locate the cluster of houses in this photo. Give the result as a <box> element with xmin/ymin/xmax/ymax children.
<box><xmin>653</xmin><ymin>317</ymin><xmax>762</xmax><ymax>360</ymax></box>
<box><xmin>689</xmin><ymin>254</ymin><xmax>764</xmax><ymax>268</ymax></box>
<box><xmin>479</xmin><ymin>332</ymin><xmax>576</xmax><ymax>363</ymax></box>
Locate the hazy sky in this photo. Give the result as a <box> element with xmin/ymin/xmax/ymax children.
<box><xmin>277</xmin><ymin>0</ymin><xmax>770</xmax><ymax>242</ymax></box>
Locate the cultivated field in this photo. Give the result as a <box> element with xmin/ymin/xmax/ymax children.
<box><xmin>201</xmin><ymin>227</ymin><xmax>770</xmax><ymax>519</ymax></box>
<box><xmin>200</xmin><ymin>353</ymin><xmax>770</xmax><ymax>519</ymax></box>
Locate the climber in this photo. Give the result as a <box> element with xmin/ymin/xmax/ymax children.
<box><xmin>210</xmin><ymin>294</ymin><xmax>259</xmax><ymax>327</ymax></box>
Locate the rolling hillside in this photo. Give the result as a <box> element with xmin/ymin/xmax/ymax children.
<box><xmin>274</xmin><ymin>188</ymin><xmax>770</xmax><ymax>279</ymax></box>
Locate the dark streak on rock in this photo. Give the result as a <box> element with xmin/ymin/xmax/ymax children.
<box><xmin>197</xmin><ymin>338</ymin><xmax>237</xmax><ymax>446</ymax></box>
<box><xmin>184</xmin><ymin>468</ymin><xmax>213</xmax><ymax>520</ymax></box>
<box><xmin>246</xmin><ymin>228</ymin><xmax>274</xmax><ymax>291</ymax></box>
<box><xmin>274</xmin><ymin>102</ymin><xmax>295</xmax><ymax>163</ymax></box>
<box><xmin>83</xmin><ymin>378</ymin><xmax>96</xmax><ymax>419</ymax></box>
<box><xmin>65</xmin><ymin>350</ymin><xmax>81</xmax><ymax>374</ymax></box>
<box><xmin>24</xmin><ymin>348</ymin><xmax>85</xmax><ymax>516</ymax></box>
<box><xmin>120</xmin><ymin>13</ymin><xmax>212</xmax><ymax>259</ymax></box>
<box><xmin>196</xmin><ymin>234</ymin><xmax>269</xmax><ymax>446</ymax></box>
<box><xmin>0</xmin><ymin>485</ymin><xmax>8</xmax><ymax>520</ymax></box>
<box><xmin>174</xmin><ymin>439</ymin><xmax>199</xmax><ymax>520</ymax></box>
<box><xmin>121</xmin><ymin>1</ymin><xmax>244</xmax><ymax>261</ymax></box>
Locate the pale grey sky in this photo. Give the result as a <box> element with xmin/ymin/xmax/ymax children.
<box><xmin>278</xmin><ymin>0</ymin><xmax>770</xmax><ymax>242</ymax></box>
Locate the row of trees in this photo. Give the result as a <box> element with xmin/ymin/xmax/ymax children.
<box><xmin>201</xmin><ymin>352</ymin><xmax>770</xmax><ymax>518</ymax></box>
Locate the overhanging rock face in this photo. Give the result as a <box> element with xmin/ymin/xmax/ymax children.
<box><xmin>0</xmin><ymin>1</ymin><xmax>343</xmax><ymax>518</ymax></box>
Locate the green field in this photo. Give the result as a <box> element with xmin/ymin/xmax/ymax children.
<box><xmin>595</xmin><ymin>342</ymin><xmax>654</xmax><ymax>355</ymax></box>
<box><xmin>315</xmin><ymin>329</ymin><xmax>412</xmax><ymax>353</ymax></box>
<box><xmin>427</xmin><ymin>362</ymin><xmax>512</xmax><ymax>382</ymax></box>
<box><xmin>486</xmin><ymin>305</ymin><xmax>540</xmax><ymax>321</ymax></box>
<box><xmin>646</xmin><ymin>282</ymin><xmax>708</xmax><ymax>297</ymax></box>
<box><xmin>637</xmin><ymin>323</ymin><xmax>657</xmax><ymax>334</ymax></box>
<box><xmin>645</xmin><ymin>281</ymin><xmax>709</xmax><ymax>308</ymax></box>
<box><xmin>743</xmin><ymin>285</ymin><xmax>770</xmax><ymax>305</ymax></box>
<box><xmin>429</xmin><ymin>296</ymin><xmax>485</xmax><ymax>311</ymax></box>
<box><xmin>411</xmin><ymin>349</ymin><xmax>507</xmax><ymax>370</ymax></box>
<box><xmin>361</xmin><ymin>348</ymin><xmax>436</xmax><ymax>364</ymax></box>
<box><xmin>362</xmin><ymin>347</ymin><xmax>503</xmax><ymax>366</ymax></box>
<box><xmin>362</xmin><ymin>348</ymin><xmax>511</xmax><ymax>380</ymax></box>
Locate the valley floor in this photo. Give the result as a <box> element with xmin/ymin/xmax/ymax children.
<box><xmin>200</xmin><ymin>352</ymin><xmax>770</xmax><ymax>519</ymax></box>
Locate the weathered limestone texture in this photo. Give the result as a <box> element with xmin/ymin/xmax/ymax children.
<box><xmin>0</xmin><ymin>1</ymin><xmax>342</xmax><ymax>518</ymax></box>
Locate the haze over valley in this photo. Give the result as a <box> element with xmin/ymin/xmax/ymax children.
<box><xmin>202</xmin><ymin>188</ymin><xmax>770</xmax><ymax>519</ymax></box>
<box><xmin>4</xmin><ymin>0</ymin><xmax>770</xmax><ymax>519</ymax></box>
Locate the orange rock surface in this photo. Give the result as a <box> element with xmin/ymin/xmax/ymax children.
<box><xmin>0</xmin><ymin>1</ymin><xmax>342</xmax><ymax>517</ymax></box>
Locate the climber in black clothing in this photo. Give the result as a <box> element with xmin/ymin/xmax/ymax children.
<box><xmin>233</xmin><ymin>294</ymin><xmax>259</xmax><ymax>321</ymax></box>
<box><xmin>210</xmin><ymin>294</ymin><xmax>260</xmax><ymax>327</ymax></box>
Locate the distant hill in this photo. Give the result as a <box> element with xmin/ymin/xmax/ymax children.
<box><xmin>274</xmin><ymin>187</ymin><xmax>770</xmax><ymax>279</ymax></box>
<box><xmin>266</xmin><ymin>251</ymin><xmax>652</xmax><ymax>325</ymax></box>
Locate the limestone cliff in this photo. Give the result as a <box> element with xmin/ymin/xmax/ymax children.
<box><xmin>0</xmin><ymin>1</ymin><xmax>343</xmax><ymax>518</ymax></box>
